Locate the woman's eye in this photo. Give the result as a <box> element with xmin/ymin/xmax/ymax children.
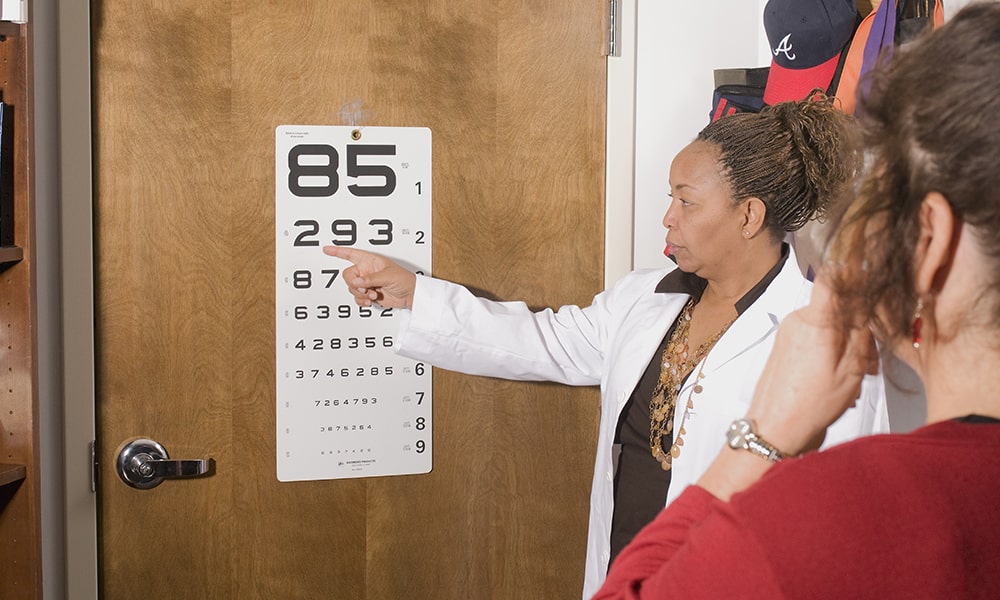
<box><xmin>668</xmin><ymin>192</ymin><xmax>689</xmax><ymax>206</ymax></box>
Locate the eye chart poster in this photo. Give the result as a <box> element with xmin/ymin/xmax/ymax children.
<box><xmin>275</xmin><ymin>125</ymin><xmax>432</xmax><ymax>482</ymax></box>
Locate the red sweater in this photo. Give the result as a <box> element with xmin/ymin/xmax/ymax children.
<box><xmin>594</xmin><ymin>420</ymin><xmax>1000</xmax><ymax>599</ymax></box>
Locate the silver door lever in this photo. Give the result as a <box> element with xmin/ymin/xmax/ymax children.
<box><xmin>115</xmin><ymin>437</ymin><xmax>213</xmax><ymax>489</ymax></box>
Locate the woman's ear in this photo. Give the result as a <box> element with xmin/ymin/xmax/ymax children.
<box><xmin>742</xmin><ymin>197</ymin><xmax>767</xmax><ymax>237</ymax></box>
<box><xmin>914</xmin><ymin>191</ymin><xmax>957</xmax><ymax>295</ymax></box>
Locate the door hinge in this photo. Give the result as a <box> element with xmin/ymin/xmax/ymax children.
<box><xmin>90</xmin><ymin>439</ymin><xmax>98</xmax><ymax>493</ymax></box>
<box><xmin>608</xmin><ymin>0</ymin><xmax>622</xmax><ymax>57</ymax></box>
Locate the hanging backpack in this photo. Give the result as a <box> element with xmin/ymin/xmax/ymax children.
<box><xmin>709</xmin><ymin>67</ymin><xmax>770</xmax><ymax>122</ymax></box>
<box><xmin>832</xmin><ymin>0</ymin><xmax>945</xmax><ymax>115</ymax></box>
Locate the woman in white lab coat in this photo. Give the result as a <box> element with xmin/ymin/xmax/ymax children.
<box><xmin>325</xmin><ymin>94</ymin><xmax>888</xmax><ymax>599</ymax></box>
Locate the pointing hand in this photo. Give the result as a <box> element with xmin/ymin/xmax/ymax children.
<box><xmin>322</xmin><ymin>246</ymin><xmax>417</xmax><ymax>309</ymax></box>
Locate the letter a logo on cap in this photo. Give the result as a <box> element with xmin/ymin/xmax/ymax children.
<box><xmin>774</xmin><ymin>34</ymin><xmax>796</xmax><ymax>60</ymax></box>
<box><xmin>763</xmin><ymin>0</ymin><xmax>856</xmax><ymax>105</ymax></box>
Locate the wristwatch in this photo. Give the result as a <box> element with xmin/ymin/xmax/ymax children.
<box><xmin>726</xmin><ymin>418</ymin><xmax>786</xmax><ymax>462</ymax></box>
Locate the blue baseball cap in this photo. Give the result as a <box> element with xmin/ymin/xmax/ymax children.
<box><xmin>763</xmin><ymin>0</ymin><xmax>857</xmax><ymax>105</ymax></box>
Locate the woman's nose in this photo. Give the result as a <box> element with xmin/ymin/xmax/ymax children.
<box><xmin>662</xmin><ymin>203</ymin><xmax>676</xmax><ymax>229</ymax></box>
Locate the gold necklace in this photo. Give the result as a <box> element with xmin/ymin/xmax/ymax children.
<box><xmin>649</xmin><ymin>298</ymin><xmax>735</xmax><ymax>471</ymax></box>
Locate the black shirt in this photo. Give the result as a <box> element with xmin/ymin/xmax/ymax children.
<box><xmin>608</xmin><ymin>244</ymin><xmax>790</xmax><ymax>566</ymax></box>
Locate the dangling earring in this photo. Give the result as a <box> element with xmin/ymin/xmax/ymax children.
<box><xmin>911</xmin><ymin>299</ymin><xmax>923</xmax><ymax>349</ymax></box>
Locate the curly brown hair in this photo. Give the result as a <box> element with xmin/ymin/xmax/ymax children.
<box><xmin>696</xmin><ymin>92</ymin><xmax>862</xmax><ymax>242</ymax></box>
<box><xmin>829</xmin><ymin>2</ymin><xmax>1000</xmax><ymax>341</ymax></box>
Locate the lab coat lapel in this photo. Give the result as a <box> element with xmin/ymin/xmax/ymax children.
<box><xmin>608</xmin><ymin>291</ymin><xmax>691</xmax><ymax>411</ymax></box>
<box><xmin>698</xmin><ymin>251</ymin><xmax>809</xmax><ymax>374</ymax></box>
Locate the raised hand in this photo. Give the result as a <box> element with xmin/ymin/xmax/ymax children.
<box><xmin>746</xmin><ymin>273</ymin><xmax>880</xmax><ymax>457</ymax></box>
<box><xmin>695</xmin><ymin>272</ymin><xmax>880</xmax><ymax>502</ymax></box>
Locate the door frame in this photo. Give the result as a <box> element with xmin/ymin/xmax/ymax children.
<box><xmin>59</xmin><ymin>0</ymin><xmax>99</xmax><ymax>597</ymax></box>
<box><xmin>604</xmin><ymin>0</ymin><xmax>637</xmax><ymax>288</ymax></box>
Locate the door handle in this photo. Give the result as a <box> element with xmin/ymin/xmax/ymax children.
<box><xmin>115</xmin><ymin>437</ymin><xmax>213</xmax><ymax>489</ymax></box>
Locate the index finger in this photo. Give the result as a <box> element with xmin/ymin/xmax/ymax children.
<box><xmin>322</xmin><ymin>245</ymin><xmax>370</xmax><ymax>264</ymax></box>
<box><xmin>806</xmin><ymin>269</ymin><xmax>839</xmax><ymax>314</ymax></box>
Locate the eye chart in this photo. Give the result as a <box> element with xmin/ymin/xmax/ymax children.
<box><xmin>275</xmin><ymin>125</ymin><xmax>432</xmax><ymax>482</ymax></box>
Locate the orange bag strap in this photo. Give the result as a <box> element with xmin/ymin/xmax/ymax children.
<box><xmin>833</xmin><ymin>9</ymin><xmax>877</xmax><ymax>115</ymax></box>
<box><xmin>833</xmin><ymin>0</ymin><xmax>945</xmax><ymax>115</ymax></box>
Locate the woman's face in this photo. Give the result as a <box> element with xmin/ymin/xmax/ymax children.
<box><xmin>663</xmin><ymin>141</ymin><xmax>745</xmax><ymax>277</ymax></box>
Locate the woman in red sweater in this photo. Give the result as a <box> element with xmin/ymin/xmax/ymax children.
<box><xmin>594</xmin><ymin>3</ymin><xmax>1000</xmax><ymax>598</ymax></box>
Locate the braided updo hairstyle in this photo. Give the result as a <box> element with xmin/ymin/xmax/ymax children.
<box><xmin>696</xmin><ymin>93</ymin><xmax>862</xmax><ymax>242</ymax></box>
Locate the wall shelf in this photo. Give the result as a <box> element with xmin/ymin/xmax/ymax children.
<box><xmin>0</xmin><ymin>22</ymin><xmax>22</xmax><ymax>40</ymax></box>
<box><xmin>0</xmin><ymin>244</ymin><xmax>22</xmax><ymax>266</ymax></box>
<box><xmin>0</xmin><ymin>463</ymin><xmax>26</xmax><ymax>488</ymax></box>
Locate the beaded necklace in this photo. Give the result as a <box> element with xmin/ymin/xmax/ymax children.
<box><xmin>649</xmin><ymin>298</ymin><xmax>735</xmax><ymax>471</ymax></box>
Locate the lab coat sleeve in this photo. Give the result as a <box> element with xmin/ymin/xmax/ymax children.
<box><xmin>393</xmin><ymin>275</ymin><xmax>615</xmax><ymax>386</ymax></box>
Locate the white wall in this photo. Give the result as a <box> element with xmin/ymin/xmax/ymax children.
<box><xmin>632</xmin><ymin>0</ymin><xmax>771</xmax><ymax>272</ymax></box>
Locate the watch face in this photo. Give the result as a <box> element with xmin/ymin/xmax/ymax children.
<box><xmin>726</xmin><ymin>418</ymin><xmax>752</xmax><ymax>449</ymax></box>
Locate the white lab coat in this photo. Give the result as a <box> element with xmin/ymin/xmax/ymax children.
<box><xmin>394</xmin><ymin>247</ymin><xmax>889</xmax><ymax>599</ymax></box>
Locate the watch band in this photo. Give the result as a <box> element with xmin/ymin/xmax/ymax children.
<box><xmin>726</xmin><ymin>418</ymin><xmax>786</xmax><ymax>462</ymax></box>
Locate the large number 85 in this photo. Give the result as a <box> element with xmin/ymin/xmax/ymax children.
<box><xmin>288</xmin><ymin>144</ymin><xmax>396</xmax><ymax>198</ymax></box>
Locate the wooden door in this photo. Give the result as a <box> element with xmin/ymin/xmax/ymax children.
<box><xmin>93</xmin><ymin>1</ymin><xmax>607</xmax><ymax>598</ymax></box>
